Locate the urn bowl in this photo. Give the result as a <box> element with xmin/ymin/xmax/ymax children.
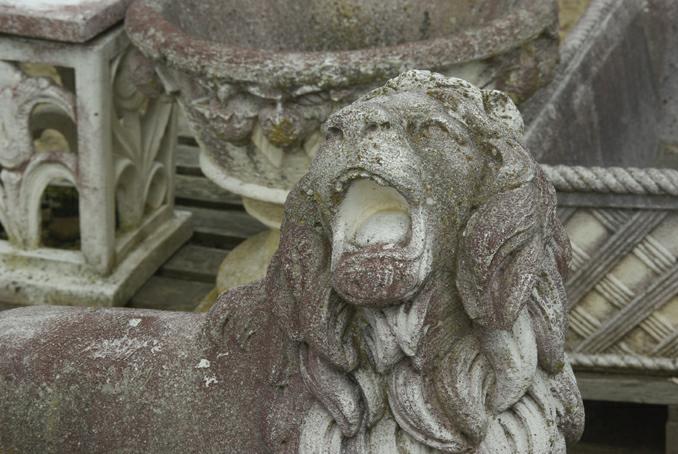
<box><xmin>126</xmin><ymin>0</ymin><xmax>559</xmax><ymax>203</ymax></box>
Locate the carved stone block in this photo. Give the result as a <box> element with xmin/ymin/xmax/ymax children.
<box><xmin>0</xmin><ymin>71</ymin><xmax>584</xmax><ymax>453</ymax></box>
<box><xmin>0</xmin><ymin>13</ymin><xmax>191</xmax><ymax>306</ymax></box>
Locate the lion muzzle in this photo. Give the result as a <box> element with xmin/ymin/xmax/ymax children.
<box><xmin>330</xmin><ymin>177</ymin><xmax>431</xmax><ymax>306</ymax></box>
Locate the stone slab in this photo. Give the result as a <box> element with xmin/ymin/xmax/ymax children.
<box><xmin>0</xmin><ymin>0</ymin><xmax>131</xmax><ymax>43</ymax></box>
<box><xmin>175</xmin><ymin>144</ymin><xmax>202</xmax><ymax>176</ymax></box>
<box><xmin>175</xmin><ymin>174</ymin><xmax>242</xmax><ymax>208</ymax></box>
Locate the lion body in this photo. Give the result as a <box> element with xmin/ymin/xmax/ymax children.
<box><xmin>0</xmin><ymin>287</ymin><xmax>300</xmax><ymax>453</ymax></box>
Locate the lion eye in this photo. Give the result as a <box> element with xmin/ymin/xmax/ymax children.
<box><xmin>364</xmin><ymin>121</ymin><xmax>392</xmax><ymax>135</ymax></box>
<box><xmin>325</xmin><ymin>126</ymin><xmax>344</xmax><ymax>140</ymax></box>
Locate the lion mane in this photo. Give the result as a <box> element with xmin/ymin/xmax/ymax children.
<box><xmin>237</xmin><ymin>71</ymin><xmax>583</xmax><ymax>453</ymax></box>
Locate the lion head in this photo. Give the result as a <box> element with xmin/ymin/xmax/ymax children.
<box><xmin>263</xmin><ymin>71</ymin><xmax>584</xmax><ymax>453</ymax></box>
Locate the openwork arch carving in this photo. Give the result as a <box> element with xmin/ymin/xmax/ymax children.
<box><xmin>0</xmin><ymin>62</ymin><xmax>78</xmax><ymax>249</ymax></box>
<box><xmin>19</xmin><ymin>160</ymin><xmax>78</xmax><ymax>249</ymax></box>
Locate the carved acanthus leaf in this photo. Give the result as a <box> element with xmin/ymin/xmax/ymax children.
<box><xmin>0</xmin><ymin>61</ymin><xmax>76</xmax><ymax>170</ymax></box>
<box><xmin>112</xmin><ymin>48</ymin><xmax>174</xmax><ymax>230</ymax></box>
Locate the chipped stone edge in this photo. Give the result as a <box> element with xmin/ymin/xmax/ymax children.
<box><xmin>0</xmin><ymin>211</ymin><xmax>192</xmax><ymax>307</ymax></box>
<box><xmin>0</xmin><ymin>0</ymin><xmax>132</xmax><ymax>43</ymax></box>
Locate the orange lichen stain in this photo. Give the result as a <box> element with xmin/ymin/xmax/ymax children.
<box><xmin>559</xmin><ymin>0</ymin><xmax>592</xmax><ymax>41</ymax></box>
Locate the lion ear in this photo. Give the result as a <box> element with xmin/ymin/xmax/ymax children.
<box><xmin>482</xmin><ymin>90</ymin><xmax>524</xmax><ymax>137</ymax></box>
<box><xmin>269</xmin><ymin>183</ymin><xmax>326</xmax><ymax>339</ymax></box>
<box><xmin>456</xmin><ymin>184</ymin><xmax>544</xmax><ymax>330</ymax></box>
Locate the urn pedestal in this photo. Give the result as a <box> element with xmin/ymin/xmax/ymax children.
<box><xmin>0</xmin><ymin>0</ymin><xmax>191</xmax><ymax>306</ymax></box>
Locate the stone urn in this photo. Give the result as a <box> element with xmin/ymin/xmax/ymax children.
<box><xmin>126</xmin><ymin>0</ymin><xmax>560</xmax><ymax>297</ymax></box>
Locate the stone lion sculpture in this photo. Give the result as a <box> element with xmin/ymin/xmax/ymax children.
<box><xmin>0</xmin><ymin>71</ymin><xmax>583</xmax><ymax>453</ymax></box>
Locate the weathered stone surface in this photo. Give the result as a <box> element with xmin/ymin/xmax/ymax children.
<box><xmin>126</xmin><ymin>0</ymin><xmax>562</xmax><ymax>307</ymax></box>
<box><xmin>0</xmin><ymin>71</ymin><xmax>583</xmax><ymax>452</ymax></box>
<box><xmin>524</xmin><ymin>0</ymin><xmax>678</xmax><ymax>168</ymax></box>
<box><xmin>0</xmin><ymin>0</ymin><xmax>132</xmax><ymax>43</ymax></box>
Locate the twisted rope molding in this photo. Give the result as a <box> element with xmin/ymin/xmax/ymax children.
<box><xmin>567</xmin><ymin>353</ymin><xmax>678</xmax><ymax>373</ymax></box>
<box><xmin>559</xmin><ymin>0</ymin><xmax>619</xmax><ymax>64</ymax></box>
<box><xmin>540</xmin><ymin>165</ymin><xmax>678</xmax><ymax>196</ymax></box>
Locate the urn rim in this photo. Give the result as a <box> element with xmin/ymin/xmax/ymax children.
<box><xmin>125</xmin><ymin>0</ymin><xmax>557</xmax><ymax>91</ymax></box>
